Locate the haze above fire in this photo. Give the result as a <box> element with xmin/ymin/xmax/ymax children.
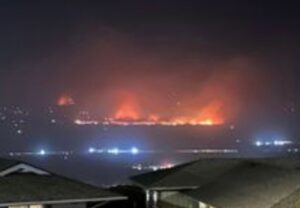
<box><xmin>0</xmin><ymin>1</ymin><xmax>297</xmax><ymax>127</ymax></box>
<box><xmin>55</xmin><ymin>33</ymin><xmax>259</xmax><ymax>126</ymax></box>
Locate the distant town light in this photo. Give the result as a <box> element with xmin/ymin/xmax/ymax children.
<box><xmin>255</xmin><ymin>139</ymin><xmax>292</xmax><ymax>147</ymax></box>
<box><xmin>17</xmin><ymin>129</ymin><xmax>23</xmax><ymax>135</ymax></box>
<box><xmin>108</xmin><ymin>148</ymin><xmax>119</xmax><ymax>155</ymax></box>
<box><xmin>265</xmin><ymin>141</ymin><xmax>271</xmax><ymax>146</ymax></box>
<box><xmin>88</xmin><ymin>147</ymin><xmax>95</xmax><ymax>153</ymax></box>
<box><xmin>273</xmin><ymin>140</ymin><xmax>292</xmax><ymax>146</ymax></box>
<box><xmin>131</xmin><ymin>147</ymin><xmax>139</xmax><ymax>155</ymax></box>
<box><xmin>39</xmin><ymin>149</ymin><xmax>46</xmax><ymax>156</ymax></box>
<box><xmin>255</xmin><ymin>141</ymin><xmax>262</xmax><ymax>147</ymax></box>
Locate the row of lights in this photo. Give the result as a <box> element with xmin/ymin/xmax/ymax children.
<box><xmin>10</xmin><ymin>148</ymin><xmax>138</xmax><ymax>157</ymax></box>
<box><xmin>88</xmin><ymin>147</ymin><xmax>139</xmax><ymax>155</ymax></box>
<box><xmin>255</xmin><ymin>140</ymin><xmax>292</xmax><ymax>147</ymax></box>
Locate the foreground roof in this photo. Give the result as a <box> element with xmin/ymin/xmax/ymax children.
<box><xmin>131</xmin><ymin>158</ymin><xmax>300</xmax><ymax>190</ymax></box>
<box><xmin>0</xmin><ymin>173</ymin><xmax>125</xmax><ymax>206</ymax></box>
<box><xmin>0</xmin><ymin>158</ymin><xmax>126</xmax><ymax>206</ymax></box>
<box><xmin>130</xmin><ymin>159</ymin><xmax>241</xmax><ymax>189</ymax></box>
<box><xmin>185</xmin><ymin>161</ymin><xmax>300</xmax><ymax>208</ymax></box>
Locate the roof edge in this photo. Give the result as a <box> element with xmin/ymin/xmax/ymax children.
<box><xmin>0</xmin><ymin>196</ymin><xmax>128</xmax><ymax>206</ymax></box>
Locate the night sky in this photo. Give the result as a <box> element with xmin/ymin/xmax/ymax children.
<box><xmin>1</xmin><ymin>0</ymin><xmax>300</xmax><ymax>124</ymax></box>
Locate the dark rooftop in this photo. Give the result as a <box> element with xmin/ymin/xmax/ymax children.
<box><xmin>0</xmin><ymin>173</ymin><xmax>125</xmax><ymax>205</ymax></box>
<box><xmin>131</xmin><ymin>158</ymin><xmax>300</xmax><ymax>190</ymax></box>
<box><xmin>130</xmin><ymin>159</ymin><xmax>241</xmax><ymax>189</ymax></box>
<box><xmin>185</xmin><ymin>161</ymin><xmax>300</xmax><ymax>208</ymax></box>
<box><xmin>0</xmin><ymin>158</ymin><xmax>126</xmax><ymax>205</ymax></box>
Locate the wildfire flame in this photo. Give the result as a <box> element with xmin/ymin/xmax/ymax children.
<box><xmin>57</xmin><ymin>95</ymin><xmax>75</xmax><ymax>106</ymax></box>
<box><xmin>73</xmin><ymin>91</ymin><xmax>225</xmax><ymax>127</ymax></box>
<box><xmin>195</xmin><ymin>100</ymin><xmax>224</xmax><ymax>125</ymax></box>
<box><xmin>166</xmin><ymin>101</ymin><xmax>223</xmax><ymax>126</ymax></box>
<box><xmin>108</xmin><ymin>95</ymin><xmax>224</xmax><ymax>126</ymax></box>
<box><xmin>114</xmin><ymin>92</ymin><xmax>141</xmax><ymax>120</ymax></box>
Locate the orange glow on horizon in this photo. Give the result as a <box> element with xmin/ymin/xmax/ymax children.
<box><xmin>149</xmin><ymin>114</ymin><xmax>160</xmax><ymax>122</ymax></box>
<box><xmin>114</xmin><ymin>92</ymin><xmax>141</xmax><ymax>120</ymax></box>
<box><xmin>196</xmin><ymin>100</ymin><xmax>224</xmax><ymax>125</ymax></box>
<box><xmin>57</xmin><ymin>95</ymin><xmax>75</xmax><ymax>106</ymax></box>
<box><xmin>108</xmin><ymin>95</ymin><xmax>225</xmax><ymax>126</ymax></box>
<box><xmin>72</xmin><ymin>89</ymin><xmax>225</xmax><ymax>127</ymax></box>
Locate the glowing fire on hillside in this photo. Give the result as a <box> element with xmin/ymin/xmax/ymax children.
<box><xmin>103</xmin><ymin>100</ymin><xmax>224</xmax><ymax>126</ymax></box>
<box><xmin>57</xmin><ymin>95</ymin><xmax>75</xmax><ymax>106</ymax></box>
<box><xmin>74</xmin><ymin>91</ymin><xmax>225</xmax><ymax>127</ymax></box>
<box><xmin>114</xmin><ymin>93</ymin><xmax>141</xmax><ymax>120</ymax></box>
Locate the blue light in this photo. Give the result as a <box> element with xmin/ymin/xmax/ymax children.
<box><xmin>108</xmin><ymin>148</ymin><xmax>119</xmax><ymax>155</ymax></box>
<box><xmin>88</xmin><ymin>147</ymin><xmax>95</xmax><ymax>153</ymax></box>
<box><xmin>39</xmin><ymin>149</ymin><xmax>46</xmax><ymax>155</ymax></box>
<box><xmin>255</xmin><ymin>141</ymin><xmax>262</xmax><ymax>147</ymax></box>
<box><xmin>265</xmin><ymin>141</ymin><xmax>271</xmax><ymax>146</ymax></box>
<box><xmin>131</xmin><ymin>147</ymin><xmax>139</xmax><ymax>155</ymax></box>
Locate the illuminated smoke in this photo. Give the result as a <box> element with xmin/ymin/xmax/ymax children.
<box><xmin>195</xmin><ymin>100</ymin><xmax>224</xmax><ymax>125</ymax></box>
<box><xmin>114</xmin><ymin>92</ymin><xmax>141</xmax><ymax>120</ymax></box>
<box><xmin>65</xmin><ymin>34</ymin><xmax>257</xmax><ymax>126</ymax></box>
